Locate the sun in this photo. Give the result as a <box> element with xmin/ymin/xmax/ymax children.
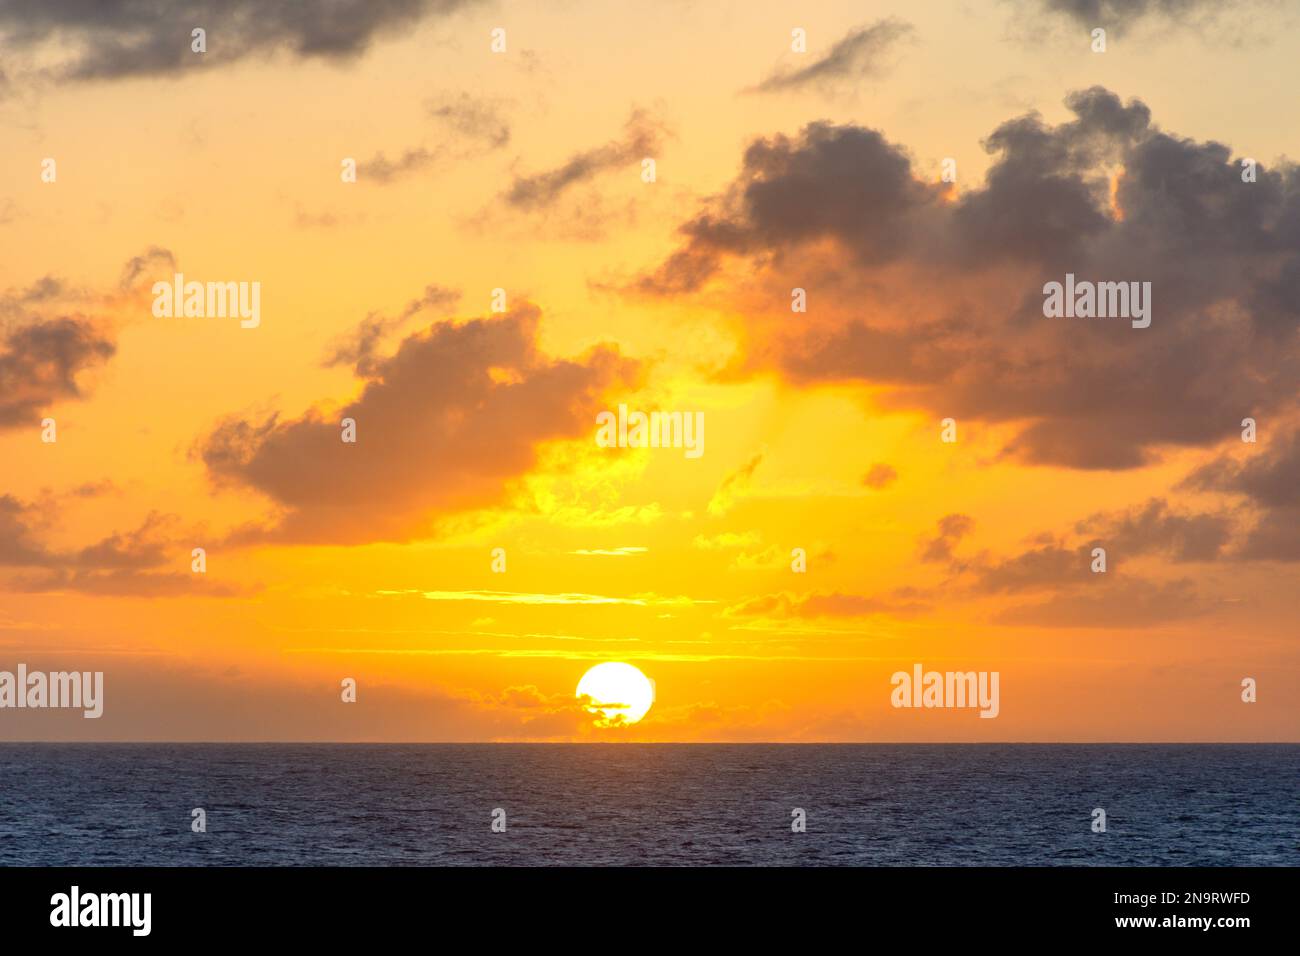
<box><xmin>576</xmin><ymin>662</ymin><xmax>655</xmax><ymax>726</ymax></box>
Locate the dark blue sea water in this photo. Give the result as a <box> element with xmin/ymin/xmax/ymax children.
<box><xmin>0</xmin><ymin>744</ymin><xmax>1294</xmax><ymax>866</ymax></box>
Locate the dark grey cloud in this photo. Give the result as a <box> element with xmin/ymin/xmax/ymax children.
<box><xmin>0</xmin><ymin>317</ymin><xmax>115</xmax><ymax>428</ymax></box>
<box><xmin>362</xmin><ymin>147</ymin><xmax>440</xmax><ymax>184</ymax></box>
<box><xmin>0</xmin><ymin>0</ymin><xmax>482</xmax><ymax>86</ymax></box>
<box><xmin>1234</xmin><ymin>509</ymin><xmax>1300</xmax><ymax>560</ymax></box>
<box><xmin>1187</xmin><ymin>433</ymin><xmax>1300</xmax><ymax>509</ymax></box>
<box><xmin>631</xmin><ymin>120</ymin><xmax>941</xmax><ymax>296</ymax></box>
<box><xmin>0</xmin><ymin>275</ymin><xmax>65</xmax><ymax>318</ymax></box>
<box><xmin>632</xmin><ymin>87</ymin><xmax>1300</xmax><ymax>470</ymax></box>
<box><xmin>200</xmin><ymin>302</ymin><xmax>637</xmax><ymax>545</ymax></box>
<box><xmin>504</xmin><ymin>110</ymin><xmax>666</xmax><ymax>211</ymax></box>
<box><xmin>751</xmin><ymin>19</ymin><xmax>913</xmax><ymax>94</ymax></box>
<box><xmin>950</xmin><ymin>89</ymin><xmax>1151</xmax><ymax>268</ymax></box>
<box><xmin>1185</xmin><ymin>430</ymin><xmax>1300</xmax><ymax>559</ymax></box>
<box><xmin>428</xmin><ymin>92</ymin><xmax>511</xmax><ymax>149</ymax></box>
<box><xmin>1031</xmin><ymin>0</ymin><xmax>1256</xmax><ymax>34</ymax></box>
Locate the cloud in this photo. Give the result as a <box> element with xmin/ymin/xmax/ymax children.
<box><xmin>361</xmin><ymin>147</ymin><xmax>440</xmax><ymax>184</ymax></box>
<box><xmin>970</xmin><ymin>538</ymin><xmax>1092</xmax><ymax>593</ymax></box>
<box><xmin>355</xmin><ymin>93</ymin><xmax>510</xmax><ymax>185</ymax></box>
<box><xmin>918</xmin><ymin>514</ymin><xmax>974</xmax><ymax>564</ymax></box>
<box><xmin>941</xmin><ymin>533</ymin><xmax>1215</xmax><ymax>629</ymax></box>
<box><xmin>1030</xmin><ymin>0</ymin><xmax>1260</xmax><ymax>35</ymax></box>
<box><xmin>0</xmin><ymin>276</ymin><xmax>65</xmax><ymax>317</ymax></box>
<box><xmin>862</xmin><ymin>462</ymin><xmax>898</xmax><ymax>489</ymax></box>
<box><xmin>1078</xmin><ymin>497</ymin><xmax>1232</xmax><ymax>562</ymax></box>
<box><xmin>0</xmin><ymin>496</ymin><xmax>50</xmax><ymax>568</ymax></box>
<box><xmin>628</xmin><ymin>120</ymin><xmax>938</xmax><ymax>296</ymax></box>
<box><xmin>67</xmin><ymin>479</ymin><xmax>119</xmax><ymax>499</ymax></box>
<box><xmin>0</xmin><ymin>317</ymin><xmax>115</xmax><ymax>428</ymax></box>
<box><xmin>693</xmin><ymin>530</ymin><xmax>762</xmax><ymax>550</ymax></box>
<box><xmin>322</xmin><ymin>284</ymin><xmax>460</xmax><ymax>374</ymax></box>
<box><xmin>994</xmin><ymin>577</ymin><xmax>1209</xmax><ymax>627</ymax></box>
<box><xmin>1185</xmin><ymin>431</ymin><xmax>1300</xmax><ymax>509</ymax></box>
<box><xmin>750</xmin><ymin>19</ymin><xmax>914</xmax><ymax>94</ymax></box>
<box><xmin>293</xmin><ymin>208</ymin><xmax>366</xmax><ymax>230</ymax></box>
<box><xmin>731</xmin><ymin>545</ymin><xmax>787</xmax><ymax>570</ymax></box>
<box><xmin>427</xmin><ymin>91</ymin><xmax>511</xmax><ymax>149</ymax></box>
<box><xmin>935</xmin><ymin>502</ymin><xmax>1228</xmax><ymax>625</ymax></box>
<box><xmin>0</xmin><ymin>0</ymin><xmax>483</xmax><ymax>88</ymax></box>
<box><xmin>1184</xmin><ymin>429</ymin><xmax>1300</xmax><ymax>559</ymax></box>
<box><xmin>1234</xmin><ymin>509</ymin><xmax>1300</xmax><ymax>560</ymax></box>
<box><xmin>503</xmin><ymin>110</ymin><xmax>666</xmax><ymax>211</ymax></box>
<box><xmin>476</xmin><ymin>684</ymin><xmax>605</xmax><ymax>737</ymax></box>
<box><xmin>1</xmin><ymin>247</ymin><xmax>180</xmax><ymax>429</ymax></box>
<box><xmin>199</xmin><ymin>302</ymin><xmax>638</xmax><ymax>545</ymax></box>
<box><xmin>377</xmin><ymin>589</ymin><xmax>701</xmax><ymax>606</ymax></box>
<box><xmin>957</xmin><ymin>498</ymin><xmax>1229</xmax><ymax>596</ymax></box>
<box><xmin>567</xmin><ymin>547</ymin><xmax>647</xmax><ymax>556</ymax></box>
<box><xmin>630</xmin><ymin>87</ymin><xmax>1300</xmax><ymax>469</ymax></box>
<box><xmin>0</xmin><ymin>660</ymin><xmax>602</xmax><ymax>741</ymax></box>
<box><xmin>118</xmin><ymin>246</ymin><xmax>176</xmax><ymax>290</ymax></box>
<box><xmin>0</xmin><ymin>496</ymin><xmax>242</xmax><ymax>596</ymax></box>
<box><xmin>724</xmin><ymin>588</ymin><xmax>929</xmax><ymax>619</ymax></box>
<box><xmin>892</xmin><ymin>503</ymin><xmax>1226</xmax><ymax>625</ymax></box>
<box><xmin>707</xmin><ymin>451</ymin><xmax>764</xmax><ymax>515</ymax></box>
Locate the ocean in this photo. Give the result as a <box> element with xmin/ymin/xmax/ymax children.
<box><xmin>0</xmin><ymin>744</ymin><xmax>1294</xmax><ymax>866</ymax></box>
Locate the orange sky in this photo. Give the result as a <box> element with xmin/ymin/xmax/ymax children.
<box><xmin>1</xmin><ymin>0</ymin><xmax>1297</xmax><ymax>741</ymax></box>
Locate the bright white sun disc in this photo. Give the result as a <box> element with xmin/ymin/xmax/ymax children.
<box><xmin>576</xmin><ymin>662</ymin><xmax>655</xmax><ymax>725</ymax></box>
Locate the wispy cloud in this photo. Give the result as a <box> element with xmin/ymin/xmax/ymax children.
<box><xmin>503</xmin><ymin>109</ymin><xmax>667</xmax><ymax>210</ymax></box>
<box><xmin>749</xmin><ymin>19</ymin><xmax>914</xmax><ymax>95</ymax></box>
<box><xmin>427</xmin><ymin>91</ymin><xmax>511</xmax><ymax>149</ymax></box>
<box><xmin>567</xmin><ymin>547</ymin><xmax>648</xmax><ymax>556</ymax></box>
<box><xmin>707</xmin><ymin>451</ymin><xmax>764</xmax><ymax>516</ymax></box>
<box><xmin>376</xmin><ymin>588</ymin><xmax>712</xmax><ymax>606</ymax></box>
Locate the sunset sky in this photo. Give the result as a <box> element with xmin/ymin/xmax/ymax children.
<box><xmin>2</xmin><ymin>0</ymin><xmax>1297</xmax><ymax>741</ymax></box>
